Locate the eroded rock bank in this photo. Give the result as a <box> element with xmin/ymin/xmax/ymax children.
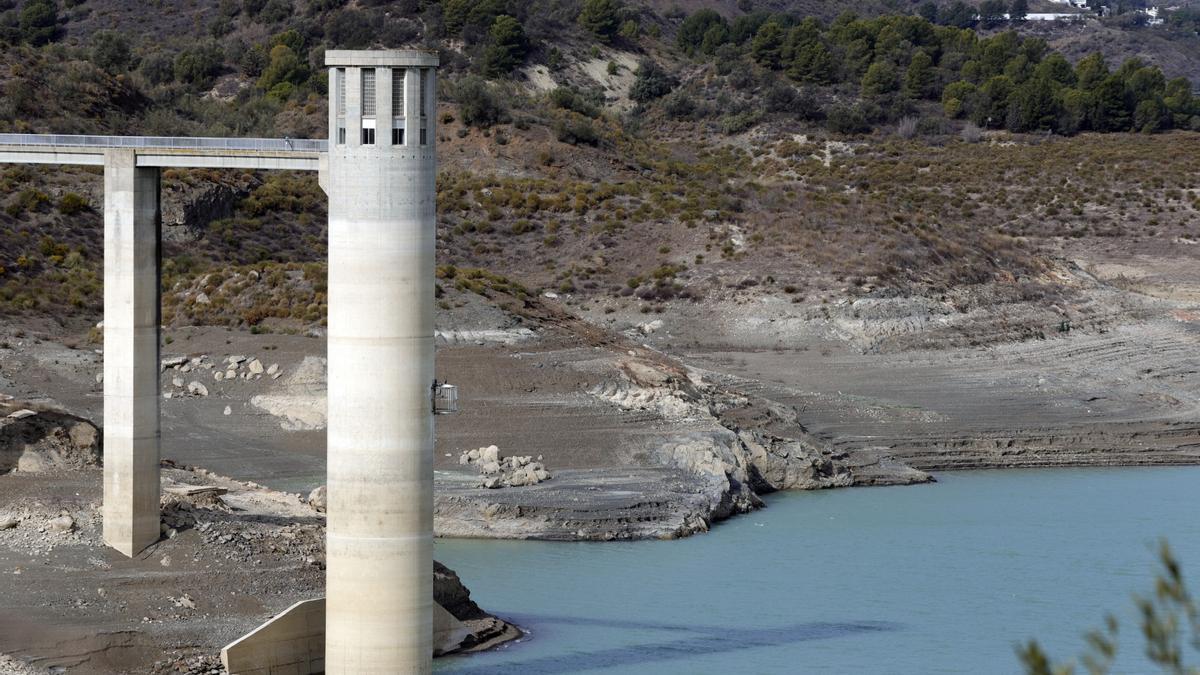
<box><xmin>431</xmin><ymin>341</ymin><xmax>930</xmax><ymax>541</ymax></box>
<box><xmin>0</xmin><ymin>401</ymin><xmax>100</xmax><ymax>474</ymax></box>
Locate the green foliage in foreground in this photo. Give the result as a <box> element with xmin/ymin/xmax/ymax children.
<box><xmin>1019</xmin><ymin>541</ymin><xmax>1200</xmax><ymax>675</ymax></box>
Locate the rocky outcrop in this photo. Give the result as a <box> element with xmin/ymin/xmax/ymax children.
<box><xmin>161</xmin><ymin>179</ymin><xmax>254</xmax><ymax>243</ymax></box>
<box><xmin>585</xmin><ymin>355</ymin><xmax>930</xmax><ymax>533</ymax></box>
<box><xmin>0</xmin><ymin>404</ymin><xmax>100</xmax><ymax>474</ymax></box>
<box><xmin>459</xmin><ymin>445</ymin><xmax>552</xmax><ymax>488</ymax></box>
<box><xmin>435</xmin><ymin>467</ymin><xmax>726</xmax><ymax>541</ymax></box>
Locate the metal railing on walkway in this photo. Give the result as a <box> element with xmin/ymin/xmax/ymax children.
<box><xmin>0</xmin><ymin>133</ymin><xmax>326</xmax><ymax>153</ymax></box>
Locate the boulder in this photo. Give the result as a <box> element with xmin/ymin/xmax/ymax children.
<box><xmin>47</xmin><ymin>515</ymin><xmax>74</xmax><ymax>532</ymax></box>
<box><xmin>248</xmin><ymin>359</ymin><xmax>264</xmax><ymax>375</ymax></box>
<box><xmin>307</xmin><ymin>486</ymin><xmax>327</xmax><ymax>513</ymax></box>
<box><xmin>639</xmin><ymin>319</ymin><xmax>665</xmax><ymax>335</ymax></box>
<box><xmin>0</xmin><ymin>515</ymin><xmax>17</xmax><ymax>530</ymax></box>
<box><xmin>187</xmin><ymin>382</ymin><xmax>209</xmax><ymax>397</ymax></box>
<box><xmin>266</xmin><ymin>363</ymin><xmax>279</xmax><ymax>376</ymax></box>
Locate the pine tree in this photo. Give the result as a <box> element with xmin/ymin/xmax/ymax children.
<box><xmin>482</xmin><ymin>15</ymin><xmax>528</xmax><ymax>76</ymax></box>
<box><xmin>578</xmin><ymin>0</ymin><xmax>622</xmax><ymax>43</ymax></box>
<box><xmin>1010</xmin><ymin>0</ymin><xmax>1029</xmax><ymax>22</ymax></box>
<box><xmin>750</xmin><ymin>22</ymin><xmax>785</xmax><ymax>69</ymax></box>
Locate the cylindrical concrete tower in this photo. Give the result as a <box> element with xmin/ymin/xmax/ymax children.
<box><xmin>323</xmin><ymin>49</ymin><xmax>439</xmax><ymax>674</ymax></box>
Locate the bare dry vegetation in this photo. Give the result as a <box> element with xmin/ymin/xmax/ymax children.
<box><xmin>2</xmin><ymin>127</ymin><xmax>1199</xmax><ymax>331</ymax></box>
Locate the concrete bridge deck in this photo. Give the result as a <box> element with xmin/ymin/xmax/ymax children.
<box><xmin>0</xmin><ymin>133</ymin><xmax>325</xmax><ymax>171</ymax></box>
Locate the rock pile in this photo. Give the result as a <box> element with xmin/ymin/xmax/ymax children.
<box><xmin>159</xmin><ymin>353</ymin><xmax>283</xmax><ymax>392</ymax></box>
<box><xmin>458</xmin><ymin>445</ymin><xmax>551</xmax><ymax>489</ymax></box>
<box><xmin>0</xmin><ymin>505</ymin><xmax>97</xmax><ymax>555</ymax></box>
<box><xmin>215</xmin><ymin>355</ymin><xmax>282</xmax><ymax>383</ymax></box>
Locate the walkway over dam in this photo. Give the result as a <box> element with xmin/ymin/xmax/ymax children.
<box><xmin>0</xmin><ymin>133</ymin><xmax>325</xmax><ymax>170</ymax></box>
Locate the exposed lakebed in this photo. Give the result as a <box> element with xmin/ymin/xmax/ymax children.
<box><xmin>435</xmin><ymin>467</ymin><xmax>1200</xmax><ymax>674</ymax></box>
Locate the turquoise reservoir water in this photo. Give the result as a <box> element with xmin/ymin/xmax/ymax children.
<box><xmin>434</xmin><ymin>467</ymin><xmax>1200</xmax><ymax>674</ymax></box>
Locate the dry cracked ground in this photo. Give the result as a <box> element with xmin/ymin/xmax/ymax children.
<box><xmin>3</xmin><ymin>238</ymin><xmax>1200</xmax><ymax>672</ymax></box>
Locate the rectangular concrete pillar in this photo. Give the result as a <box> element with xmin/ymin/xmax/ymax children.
<box><xmin>102</xmin><ymin>149</ymin><xmax>161</xmax><ymax>557</ymax></box>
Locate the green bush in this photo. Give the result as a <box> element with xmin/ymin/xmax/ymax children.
<box><xmin>258</xmin><ymin>44</ymin><xmax>309</xmax><ymax>96</ymax></box>
<box><xmin>7</xmin><ymin>188</ymin><xmax>49</xmax><ymax>217</ymax></box>
<box><xmin>629</xmin><ymin>60</ymin><xmax>677</xmax><ymax>103</ymax></box>
<box><xmin>174</xmin><ymin>43</ymin><xmax>224</xmax><ymax>89</ymax></box>
<box><xmin>826</xmin><ymin>104</ymin><xmax>871</xmax><ymax>135</ymax></box>
<box><xmin>455</xmin><ymin>77</ymin><xmax>505</xmax><ymax>128</ymax></box>
<box><xmin>18</xmin><ymin>0</ymin><xmax>57</xmax><ymax>46</ymax></box>
<box><xmin>258</xmin><ymin>0</ymin><xmax>292</xmax><ymax>22</ymax></box>
<box><xmin>677</xmin><ymin>9</ymin><xmax>725</xmax><ymax>55</ymax></box>
<box><xmin>139</xmin><ymin>51</ymin><xmax>175</xmax><ymax>85</ymax></box>
<box><xmin>555</xmin><ymin>118</ymin><xmax>600</xmax><ymax>146</ymax></box>
<box><xmin>57</xmin><ymin>192</ymin><xmax>88</xmax><ymax>215</ymax></box>
<box><xmin>91</xmin><ymin>30</ymin><xmax>131</xmax><ymax>73</ymax></box>
<box><xmin>721</xmin><ymin>110</ymin><xmax>761</xmax><ymax>135</ymax></box>
<box><xmin>549</xmin><ymin>87</ymin><xmax>601</xmax><ymax>118</ymax></box>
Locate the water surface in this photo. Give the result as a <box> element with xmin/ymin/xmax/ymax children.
<box><xmin>435</xmin><ymin>467</ymin><xmax>1200</xmax><ymax>674</ymax></box>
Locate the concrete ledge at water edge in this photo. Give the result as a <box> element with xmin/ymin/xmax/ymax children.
<box><xmin>222</xmin><ymin>598</ymin><xmax>472</xmax><ymax>674</ymax></box>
